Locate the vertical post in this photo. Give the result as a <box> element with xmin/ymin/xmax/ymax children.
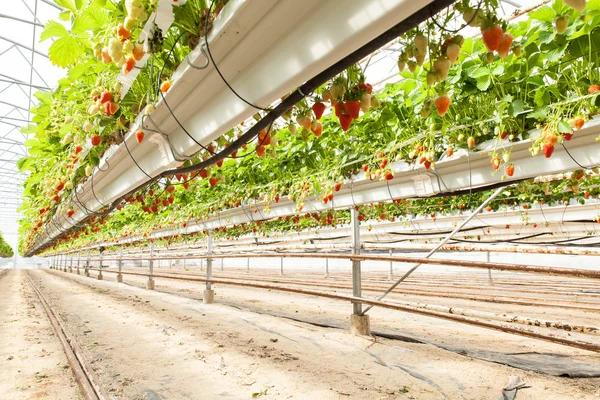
<box><xmin>117</xmin><ymin>246</ymin><xmax>123</xmax><ymax>282</ymax></box>
<box><xmin>69</xmin><ymin>255</ymin><xmax>73</xmax><ymax>273</ymax></box>
<box><xmin>325</xmin><ymin>256</ymin><xmax>329</xmax><ymax>278</ymax></box>
<box><xmin>350</xmin><ymin>208</ymin><xmax>370</xmax><ymax>335</ymax></box>
<box><xmin>85</xmin><ymin>249</ymin><xmax>90</xmax><ymax>277</ymax></box>
<box><xmin>62</xmin><ymin>253</ymin><xmax>66</xmax><ymax>272</ymax></box>
<box><xmin>204</xmin><ymin>232</ymin><xmax>214</xmax><ymax>304</ymax></box>
<box><xmin>97</xmin><ymin>251</ymin><xmax>104</xmax><ymax>280</ymax></box>
<box><xmin>388</xmin><ymin>249</ymin><xmax>393</xmax><ymax>281</ymax></box>
<box><xmin>280</xmin><ymin>257</ymin><xmax>284</xmax><ymax>276</ymax></box>
<box><xmin>246</xmin><ymin>257</ymin><xmax>250</xmax><ymax>272</ymax></box>
<box><xmin>486</xmin><ymin>251</ymin><xmax>493</xmax><ymax>285</ymax></box>
<box><xmin>221</xmin><ymin>257</ymin><xmax>224</xmax><ymax>272</ymax></box>
<box><xmin>200</xmin><ymin>257</ymin><xmax>203</xmax><ymax>272</ymax></box>
<box><xmin>76</xmin><ymin>251</ymin><xmax>81</xmax><ymax>274</ymax></box>
<box><xmin>147</xmin><ymin>242</ymin><xmax>155</xmax><ymax>290</ymax></box>
<box><xmin>183</xmin><ymin>256</ymin><xmax>186</xmax><ymax>271</ymax></box>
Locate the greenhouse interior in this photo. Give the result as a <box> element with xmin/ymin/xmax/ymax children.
<box><xmin>1</xmin><ymin>0</ymin><xmax>600</xmax><ymax>398</ymax></box>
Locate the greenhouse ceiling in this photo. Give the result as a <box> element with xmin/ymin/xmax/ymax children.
<box><xmin>0</xmin><ymin>0</ymin><xmax>63</xmax><ymax>237</ymax></box>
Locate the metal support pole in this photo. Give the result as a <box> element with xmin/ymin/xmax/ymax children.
<box><xmin>76</xmin><ymin>251</ymin><xmax>80</xmax><ymax>274</ymax></box>
<box><xmin>350</xmin><ymin>208</ymin><xmax>369</xmax><ymax>335</ymax></box>
<box><xmin>206</xmin><ymin>233</ymin><xmax>213</xmax><ymax>291</ymax></box>
<box><xmin>362</xmin><ymin>186</ymin><xmax>505</xmax><ymax>315</ymax></box>
<box><xmin>388</xmin><ymin>249</ymin><xmax>393</xmax><ymax>280</ymax></box>
<box><xmin>350</xmin><ymin>208</ymin><xmax>362</xmax><ymax>315</ymax></box>
<box><xmin>247</xmin><ymin>257</ymin><xmax>250</xmax><ymax>272</ymax></box>
<box><xmin>200</xmin><ymin>257</ymin><xmax>203</xmax><ymax>271</ymax></box>
<box><xmin>204</xmin><ymin>233</ymin><xmax>215</xmax><ymax>304</ymax></box>
<box><xmin>69</xmin><ymin>256</ymin><xmax>73</xmax><ymax>273</ymax></box>
<box><xmin>487</xmin><ymin>251</ymin><xmax>493</xmax><ymax>284</ymax></box>
<box><xmin>183</xmin><ymin>256</ymin><xmax>187</xmax><ymax>270</ymax></box>
<box><xmin>117</xmin><ymin>246</ymin><xmax>123</xmax><ymax>283</ymax></box>
<box><xmin>97</xmin><ymin>252</ymin><xmax>103</xmax><ymax>280</ymax></box>
<box><xmin>325</xmin><ymin>256</ymin><xmax>329</xmax><ymax>278</ymax></box>
<box><xmin>147</xmin><ymin>242</ymin><xmax>155</xmax><ymax>290</ymax></box>
<box><xmin>280</xmin><ymin>257</ymin><xmax>284</xmax><ymax>276</ymax></box>
<box><xmin>85</xmin><ymin>249</ymin><xmax>90</xmax><ymax>277</ymax></box>
<box><xmin>221</xmin><ymin>257</ymin><xmax>224</xmax><ymax>272</ymax></box>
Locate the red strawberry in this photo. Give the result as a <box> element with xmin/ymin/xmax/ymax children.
<box><xmin>344</xmin><ymin>100</ymin><xmax>361</xmax><ymax>119</ymax></box>
<box><xmin>216</xmin><ymin>159</ymin><xmax>223</xmax><ymax>168</ymax></box>
<box><xmin>256</xmin><ymin>145</ymin><xmax>265</xmax><ymax>157</ymax></box>
<box><xmin>384</xmin><ymin>171</ymin><xmax>394</xmax><ymax>180</ymax></box>
<box><xmin>362</xmin><ymin>164</ymin><xmax>369</xmax><ymax>172</ymax></box>
<box><xmin>312</xmin><ymin>102</ymin><xmax>326</xmax><ymax>120</ymax></box>
<box><xmin>339</xmin><ymin>114</ymin><xmax>352</xmax><ymax>131</ymax></box>
<box><xmin>311</xmin><ymin>121</ymin><xmax>323</xmax><ymax>136</ymax></box>
<box><xmin>563</xmin><ymin>132</ymin><xmax>573</xmax><ymax>141</ymax></box>
<box><xmin>380</xmin><ymin>158</ymin><xmax>388</xmax><ymax>169</ymax></box>
<box><xmin>446</xmin><ymin>147</ymin><xmax>453</xmax><ymax>157</ymax></box>
<box><xmin>424</xmin><ymin>160</ymin><xmax>431</xmax><ymax>170</ymax></box>
<box><xmin>209</xmin><ymin>177</ymin><xmax>217</xmax><ymax>187</ymax></box>
<box><xmin>505</xmin><ymin>164</ymin><xmax>515</xmax><ymax>176</ymax></box>
<box><xmin>74</xmin><ymin>145</ymin><xmax>83</xmax><ymax>154</ymax></box>
<box><xmin>91</xmin><ymin>135</ymin><xmax>101</xmax><ymax>146</ymax></box>
<box><xmin>574</xmin><ymin>116</ymin><xmax>585</xmax><ymax>130</ymax></box>
<box><xmin>585</xmin><ymin>192</ymin><xmax>590</xmax><ymax>199</ymax></box>
<box><xmin>168</xmin><ymin>196</ymin><xmax>174</xmax><ymax>204</ymax></box>
<box><xmin>491</xmin><ymin>156</ymin><xmax>500</xmax><ymax>170</ymax></box>
<box><xmin>500</xmin><ymin>131</ymin><xmax>508</xmax><ymax>139</ymax></box>
<box><xmin>166</xmin><ymin>185</ymin><xmax>175</xmax><ymax>193</ymax></box>
<box><xmin>199</xmin><ymin>169</ymin><xmax>208</xmax><ymax>179</ymax></box>
<box><xmin>122</xmin><ymin>56</ymin><xmax>136</xmax><ymax>75</ymax></box>
<box><xmin>589</xmin><ymin>85</ymin><xmax>600</xmax><ymax>94</ymax></box>
<box><xmin>99</xmin><ymin>90</ymin><xmax>112</xmax><ymax>104</ymax></box>
<box><xmin>56</xmin><ymin>182</ymin><xmax>65</xmax><ymax>192</ymax></box>
<box><xmin>135</xmin><ymin>130</ymin><xmax>144</xmax><ymax>143</ymax></box>
<box><xmin>117</xmin><ymin>24</ymin><xmax>130</xmax><ymax>40</ymax></box>
<box><xmin>274</xmin><ymin>195</ymin><xmax>279</xmax><ymax>203</ymax></box>
<box><xmin>434</xmin><ymin>95</ymin><xmax>451</xmax><ymax>117</ymax></box>
<box><xmin>53</xmin><ymin>195</ymin><xmax>60</xmax><ymax>202</ymax></box>
<box><xmin>486</xmin><ymin>206</ymin><xmax>492</xmax><ymax>212</ymax></box>
<box><xmin>543</xmin><ymin>144</ymin><xmax>555</xmax><ymax>158</ymax></box>
<box><xmin>333</xmin><ymin>182</ymin><xmax>342</xmax><ymax>192</ymax></box>
<box><xmin>481</xmin><ymin>25</ymin><xmax>503</xmax><ymax>52</ymax></box>
<box><xmin>497</xmin><ymin>33</ymin><xmax>513</xmax><ymax>58</ymax></box>
<box><xmin>334</xmin><ymin>102</ymin><xmax>345</xmax><ymax>118</ymax></box>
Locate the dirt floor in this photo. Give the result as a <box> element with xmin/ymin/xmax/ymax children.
<box><xmin>15</xmin><ymin>266</ymin><xmax>598</xmax><ymax>399</ymax></box>
<box><xmin>0</xmin><ymin>269</ymin><xmax>81</xmax><ymax>399</ymax></box>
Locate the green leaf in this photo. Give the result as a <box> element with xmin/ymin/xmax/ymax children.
<box><xmin>476</xmin><ymin>75</ymin><xmax>491</xmax><ymax>91</ymax></box>
<box><xmin>470</xmin><ymin>66</ymin><xmax>489</xmax><ymax>78</ymax></box>
<box><xmin>557</xmin><ymin>120</ymin><xmax>572</xmax><ymax>133</ymax></box>
<box><xmin>587</xmin><ymin>0</ymin><xmax>600</xmax><ymax>9</ymax></box>
<box><xmin>529</xmin><ymin>6</ymin><xmax>555</xmax><ymax>22</ymax></box>
<box><xmin>21</xmin><ymin>125</ymin><xmax>38</xmax><ymax>134</ymax></box>
<box><xmin>508</xmin><ymin>100</ymin><xmax>525</xmax><ymax>117</ymax></box>
<box><xmin>547</xmin><ymin>43</ymin><xmax>568</xmax><ymax>62</ymax></box>
<box><xmin>491</xmin><ymin>64</ymin><xmax>504</xmax><ymax>76</ymax></box>
<box><xmin>54</xmin><ymin>0</ymin><xmax>77</xmax><ymax>12</ymax></box>
<box><xmin>48</xmin><ymin>36</ymin><xmax>85</xmax><ymax>68</ymax></box>
<box><xmin>526</xmin><ymin>107</ymin><xmax>549</xmax><ymax>119</ymax></box>
<box><xmin>539</xmin><ymin>30</ymin><xmax>556</xmax><ymax>44</ymax></box>
<box><xmin>24</xmin><ymin>139</ymin><xmax>41</xmax><ymax>148</ymax></box>
<box><xmin>72</xmin><ymin>13</ymin><xmax>98</xmax><ymax>33</ymax></box>
<box><xmin>58</xmin><ymin>10</ymin><xmax>71</xmax><ymax>21</ymax></box>
<box><xmin>34</xmin><ymin>91</ymin><xmax>52</xmax><ymax>105</ymax></box>
<box><xmin>40</xmin><ymin>21</ymin><xmax>69</xmax><ymax>42</ymax></box>
<box><xmin>534</xmin><ymin>87</ymin><xmax>550</xmax><ymax>106</ymax></box>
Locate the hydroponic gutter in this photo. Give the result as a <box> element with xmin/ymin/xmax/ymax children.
<box><xmin>90</xmin><ymin>118</ymin><xmax>600</xmax><ymax>248</ymax></box>
<box><xmin>27</xmin><ymin>0</ymin><xmax>453</xmax><ymax>257</ymax></box>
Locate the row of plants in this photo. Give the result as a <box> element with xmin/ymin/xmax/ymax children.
<box><xmin>19</xmin><ymin>0</ymin><xmax>600</xmax><ymax>255</ymax></box>
<box><xmin>41</xmin><ymin>167</ymin><xmax>600</xmax><ymax>255</ymax></box>
<box><xmin>0</xmin><ymin>232</ymin><xmax>14</xmax><ymax>258</ymax></box>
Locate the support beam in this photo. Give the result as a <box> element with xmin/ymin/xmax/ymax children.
<box><xmin>203</xmin><ymin>233</ymin><xmax>214</xmax><ymax>304</ymax></box>
<box><xmin>97</xmin><ymin>252</ymin><xmax>103</xmax><ymax>280</ymax></box>
<box><xmin>350</xmin><ymin>207</ymin><xmax>369</xmax><ymax>335</ymax></box>
<box><xmin>147</xmin><ymin>242</ymin><xmax>155</xmax><ymax>290</ymax></box>
<box><xmin>362</xmin><ymin>186</ymin><xmax>506</xmax><ymax>315</ymax></box>
<box><xmin>117</xmin><ymin>246</ymin><xmax>123</xmax><ymax>282</ymax></box>
<box><xmin>85</xmin><ymin>249</ymin><xmax>90</xmax><ymax>277</ymax></box>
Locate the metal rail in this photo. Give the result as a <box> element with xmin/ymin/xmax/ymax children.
<box><xmin>79</xmin><ymin>252</ymin><xmax>600</xmax><ymax>280</ymax></box>
<box><xmin>52</xmin><ymin>267</ymin><xmax>600</xmax><ymax>354</ymax></box>
<box><xmin>25</xmin><ymin>272</ymin><xmax>109</xmax><ymax>400</ymax></box>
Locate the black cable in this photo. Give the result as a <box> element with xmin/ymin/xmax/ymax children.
<box><xmin>90</xmin><ymin>170</ymin><xmax>108</xmax><ymax>208</ymax></box>
<box><xmin>121</xmin><ymin>130</ymin><xmax>155</xmax><ymax>180</ymax></box>
<box><xmin>561</xmin><ymin>142</ymin><xmax>594</xmax><ymax>170</ymax></box>
<box><xmin>204</xmin><ymin>0</ymin><xmax>267</xmax><ymax>112</ymax></box>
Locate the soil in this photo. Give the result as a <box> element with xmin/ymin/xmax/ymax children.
<box><xmin>0</xmin><ymin>269</ymin><xmax>81</xmax><ymax>399</ymax></box>
<box><xmin>25</xmin><ymin>266</ymin><xmax>600</xmax><ymax>399</ymax></box>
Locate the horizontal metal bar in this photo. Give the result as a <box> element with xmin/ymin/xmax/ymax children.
<box><xmin>63</xmin><ymin>252</ymin><xmax>600</xmax><ymax>280</ymax></box>
<box><xmin>0</xmin><ymin>13</ymin><xmax>45</xmax><ymax>27</ymax></box>
<box><xmin>0</xmin><ymin>78</ymin><xmax>50</xmax><ymax>90</ymax></box>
